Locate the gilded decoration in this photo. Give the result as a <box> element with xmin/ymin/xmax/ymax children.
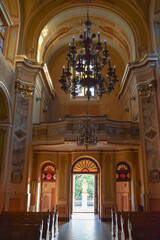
<box><xmin>138</xmin><ymin>80</ymin><xmax>156</xmax><ymax>101</ymax></box>
<box><xmin>15</xmin><ymin>81</ymin><xmax>34</xmax><ymax>97</ymax></box>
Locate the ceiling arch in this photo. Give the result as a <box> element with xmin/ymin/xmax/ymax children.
<box><xmin>38</xmin><ymin>7</ymin><xmax>134</xmax><ymax>65</ymax></box>
<box><xmin>22</xmin><ymin>0</ymin><xmax>150</xmax><ymax>63</ymax></box>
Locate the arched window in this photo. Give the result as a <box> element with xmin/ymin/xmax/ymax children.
<box><xmin>72</xmin><ymin>157</ymin><xmax>99</xmax><ymax>174</ymax></box>
<box><xmin>0</xmin><ymin>1</ymin><xmax>12</xmax><ymax>55</ymax></box>
<box><xmin>42</xmin><ymin>163</ymin><xmax>56</xmax><ymax>181</ymax></box>
<box><xmin>116</xmin><ymin>162</ymin><xmax>130</xmax><ymax>182</ymax></box>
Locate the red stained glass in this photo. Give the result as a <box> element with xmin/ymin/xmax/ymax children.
<box><xmin>116</xmin><ymin>162</ymin><xmax>130</xmax><ymax>182</ymax></box>
<box><xmin>120</xmin><ymin>173</ymin><xmax>125</xmax><ymax>179</ymax></box>
<box><xmin>42</xmin><ymin>163</ymin><xmax>56</xmax><ymax>181</ymax></box>
<box><xmin>82</xmin><ymin>168</ymin><xmax>89</xmax><ymax>172</ymax></box>
<box><xmin>120</xmin><ymin>168</ymin><xmax>125</xmax><ymax>170</ymax></box>
<box><xmin>46</xmin><ymin>173</ymin><xmax>52</xmax><ymax>180</ymax></box>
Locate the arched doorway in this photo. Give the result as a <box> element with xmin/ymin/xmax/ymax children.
<box><xmin>40</xmin><ymin>162</ymin><xmax>56</xmax><ymax>212</ymax></box>
<box><xmin>71</xmin><ymin>157</ymin><xmax>100</xmax><ymax>215</ymax></box>
<box><xmin>0</xmin><ymin>87</ymin><xmax>12</xmax><ymax>211</ymax></box>
<box><xmin>116</xmin><ymin>162</ymin><xmax>131</xmax><ymax>211</ymax></box>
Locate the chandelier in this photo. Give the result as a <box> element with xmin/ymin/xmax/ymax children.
<box><xmin>77</xmin><ymin>113</ymin><xmax>97</xmax><ymax>150</ymax></box>
<box><xmin>58</xmin><ymin>10</ymin><xmax>118</xmax><ymax>100</ymax></box>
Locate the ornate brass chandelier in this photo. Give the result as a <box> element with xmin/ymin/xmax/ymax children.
<box><xmin>77</xmin><ymin>113</ymin><xmax>97</xmax><ymax>150</ymax></box>
<box><xmin>58</xmin><ymin>9</ymin><xmax>118</xmax><ymax>100</ymax></box>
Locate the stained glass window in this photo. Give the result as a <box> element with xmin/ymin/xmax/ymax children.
<box><xmin>116</xmin><ymin>162</ymin><xmax>130</xmax><ymax>182</ymax></box>
<box><xmin>72</xmin><ymin>157</ymin><xmax>99</xmax><ymax>173</ymax></box>
<box><xmin>42</xmin><ymin>163</ymin><xmax>56</xmax><ymax>181</ymax></box>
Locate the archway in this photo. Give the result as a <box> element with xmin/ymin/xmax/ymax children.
<box><xmin>40</xmin><ymin>162</ymin><xmax>56</xmax><ymax>212</ymax></box>
<box><xmin>71</xmin><ymin>157</ymin><xmax>100</xmax><ymax>215</ymax></box>
<box><xmin>116</xmin><ymin>162</ymin><xmax>131</xmax><ymax>211</ymax></box>
<box><xmin>0</xmin><ymin>86</ymin><xmax>12</xmax><ymax>211</ymax></box>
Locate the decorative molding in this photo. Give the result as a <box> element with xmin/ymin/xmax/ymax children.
<box><xmin>145</xmin><ymin>128</ymin><xmax>157</xmax><ymax>141</ymax></box>
<box><xmin>0</xmin><ymin>0</ymin><xmax>13</xmax><ymax>26</ymax></box>
<box><xmin>124</xmin><ymin>106</ymin><xmax>129</xmax><ymax>112</ymax></box>
<box><xmin>15</xmin><ymin>128</ymin><xmax>27</xmax><ymax>142</ymax></box>
<box><xmin>132</xmin><ymin>113</ymin><xmax>139</xmax><ymax>122</ymax></box>
<box><xmin>15</xmin><ymin>80</ymin><xmax>34</xmax><ymax>97</ymax></box>
<box><xmin>138</xmin><ymin>80</ymin><xmax>156</xmax><ymax>101</ymax></box>
<box><xmin>32</xmin><ymin>117</ymin><xmax>139</xmax><ymax>145</ymax></box>
<box><xmin>130</xmin><ymin>95</ymin><xmax>136</xmax><ymax>101</ymax></box>
<box><xmin>118</xmin><ymin>54</ymin><xmax>158</xmax><ymax>100</ymax></box>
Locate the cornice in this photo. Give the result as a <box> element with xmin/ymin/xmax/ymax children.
<box><xmin>118</xmin><ymin>54</ymin><xmax>158</xmax><ymax>99</ymax></box>
<box><xmin>15</xmin><ymin>55</ymin><xmax>55</xmax><ymax>98</ymax></box>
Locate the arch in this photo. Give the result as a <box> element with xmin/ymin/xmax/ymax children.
<box><xmin>116</xmin><ymin>160</ymin><xmax>133</xmax><ymax>211</ymax></box>
<box><xmin>151</xmin><ymin>0</ymin><xmax>160</xmax><ymax>56</ymax></box>
<box><xmin>22</xmin><ymin>1</ymin><xmax>149</xmax><ymax>62</ymax></box>
<box><xmin>41</xmin><ymin>162</ymin><xmax>56</xmax><ymax>181</ymax></box>
<box><xmin>72</xmin><ymin>156</ymin><xmax>100</xmax><ymax>174</ymax></box>
<box><xmin>37</xmin><ymin>7</ymin><xmax>135</xmax><ymax>64</ymax></box>
<box><xmin>37</xmin><ymin>161</ymin><xmax>57</xmax><ymax>212</ymax></box>
<box><xmin>0</xmin><ymin>82</ymin><xmax>12</xmax><ymax>123</ymax></box>
<box><xmin>71</xmin><ymin>156</ymin><xmax>100</xmax><ymax>215</ymax></box>
<box><xmin>116</xmin><ymin>161</ymin><xmax>130</xmax><ymax>182</ymax></box>
<box><xmin>1</xmin><ymin>0</ymin><xmax>21</xmax><ymax>64</ymax></box>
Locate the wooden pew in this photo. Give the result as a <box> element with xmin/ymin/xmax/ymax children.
<box><xmin>0</xmin><ymin>220</ymin><xmax>43</xmax><ymax>240</ymax></box>
<box><xmin>114</xmin><ymin>211</ymin><xmax>160</xmax><ymax>240</ymax></box>
<box><xmin>0</xmin><ymin>209</ymin><xmax>57</xmax><ymax>240</ymax></box>
<box><xmin>0</xmin><ymin>211</ymin><xmax>53</xmax><ymax>240</ymax></box>
<box><xmin>54</xmin><ymin>206</ymin><xmax>59</xmax><ymax>238</ymax></box>
<box><xmin>1</xmin><ymin>211</ymin><xmax>54</xmax><ymax>240</ymax></box>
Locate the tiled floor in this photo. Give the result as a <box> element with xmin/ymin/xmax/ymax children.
<box><xmin>55</xmin><ymin>213</ymin><xmax>112</xmax><ymax>240</ymax></box>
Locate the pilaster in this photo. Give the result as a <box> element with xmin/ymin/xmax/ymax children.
<box><xmin>5</xmin><ymin>56</ymin><xmax>42</xmax><ymax>211</ymax></box>
<box><xmin>119</xmin><ymin>54</ymin><xmax>160</xmax><ymax>211</ymax></box>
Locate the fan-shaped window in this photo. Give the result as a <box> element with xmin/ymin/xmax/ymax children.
<box><xmin>72</xmin><ymin>157</ymin><xmax>99</xmax><ymax>173</ymax></box>
<box><xmin>42</xmin><ymin>163</ymin><xmax>56</xmax><ymax>181</ymax></box>
<box><xmin>116</xmin><ymin>162</ymin><xmax>130</xmax><ymax>182</ymax></box>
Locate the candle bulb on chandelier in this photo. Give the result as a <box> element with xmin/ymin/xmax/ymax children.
<box><xmin>108</xmin><ymin>57</ymin><xmax>111</xmax><ymax>69</ymax></box>
<box><xmin>62</xmin><ymin>66</ymin><xmax>65</xmax><ymax>75</ymax></box>
<box><xmin>113</xmin><ymin>65</ymin><xmax>116</xmax><ymax>77</ymax></box>
<box><xmin>84</xmin><ymin>29</ymin><xmax>86</xmax><ymax>39</ymax></box>
<box><xmin>67</xmin><ymin>59</ymin><xmax>70</xmax><ymax>69</ymax></box>
<box><xmin>68</xmin><ymin>43</ymin><xmax>71</xmax><ymax>51</ymax></box>
<box><xmin>98</xmin><ymin>32</ymin><xmax>100</xmax><ymax>43</ymax></box>
<box><xmin>104</xmin><ymin>40</ymin><xmax>107</xmax><ymax>50</ymax></box>
<box><xmin>72</xmin><ymin>36</ymin><xmax>75</xmax><ymax>47</ymax></box>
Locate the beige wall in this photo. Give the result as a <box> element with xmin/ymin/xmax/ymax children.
<box><xmin>31</xmin><ymin>149</ymin><xmax>139</xmax><ymax>219</ymax></box>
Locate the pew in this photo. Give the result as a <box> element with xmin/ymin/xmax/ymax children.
<box><xmin>53</xmin><ymin>206</ymin><xmax>59</xmax><ymax>238</ymax></box>
<box><xmin>0</xmin><ymin>211</ymin><xmax>52</xmax><ymax>240</ymax></box>
<box><xmin>112</xmin><ymin>209</ymin><xmax>160</xmax><ymax>240</ymax></box>
<box><xmin>0</xmin><ymin>220</ymin><xmax>43</xmax><ymax>240</ymax></box>
<box><xmin>0</xmin><ymin>207</ymin><xmax>58</xmax><ymax>240</ymax></box>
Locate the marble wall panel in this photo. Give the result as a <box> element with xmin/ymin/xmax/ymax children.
<box><xmin>11</xmin><ymin>96</ymin><xmax>29</xmax><ymax>181</ymax></box>
<box><xmin>141</xmin><ymin>95</ymin><xmax>160</xmax><ymax>176</ymax></box>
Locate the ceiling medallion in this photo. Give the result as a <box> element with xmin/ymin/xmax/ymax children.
<box><xmin>58</xmin><ymin>6</ymin><xmax>118</xmax><ymax>100</ymax></box>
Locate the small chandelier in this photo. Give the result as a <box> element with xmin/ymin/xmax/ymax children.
<box><xmin>59</xmin><ymin>10</ymin><xmax>118</xmax><ymax>100</ymax></box>
<box><xmin>77</xmin><ymin>113</ymin><xmax>97</xmax><ymax>150</ymax></box>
